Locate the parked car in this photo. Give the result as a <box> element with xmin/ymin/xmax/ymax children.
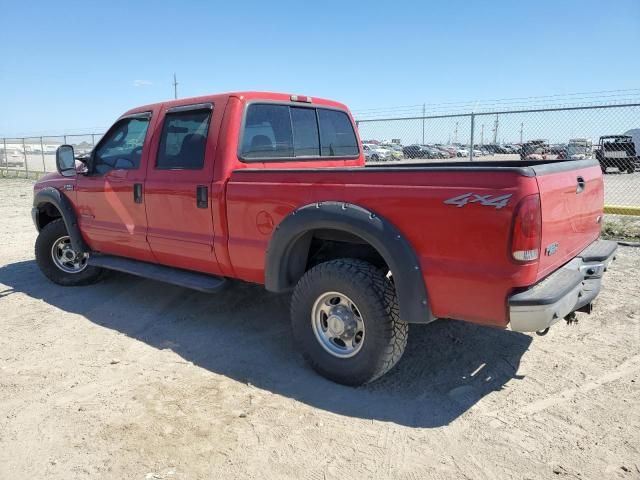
<box><xmin>565</xmin><ymin>138</ymin><xmax>593</xmax><ymax>160</ymax></box>
<box><xmin>32</xmin><ymin>91</ymin><xmax>616</xmax><ymax>386</ymax></box>
<box><xmin>424</xmin><ymin>146</ymin><xmax>448</xmax><ymax>159</ymax></box>
<box><xmin>363</xmin><ymin>143</ymin><xmax>392</xmax><ymax>162</ymax></box>
<box><xmin>484</xmin><ymin>144</ymin><xmax>509</xmax><ymax>154</ymax></box>
<box><xmin>456</xmin><ymin>147</ymin><xmax>469</xmax><ymax>157</ymax></box>
<box><xmin>5</xmin><ymin>150</ymin><xmax>25</xmax><ymax>168</ymax></box>
<box><xmin>402</xmin><ymin>144</ymin><xmax>429</xmax><ymax>159</ymax></box>
<box><xmin>434</xmin><ymin>145</ymin><xmax>457</xmax><ymax>157</ymax></box>
<box><xmin>520</xmin><ymin>140</ymin><xmax>549</xmax><ymax>160</ymax></box>
<box><xmin>379</xmin><ymin>144</ymin><xmax>404</xmax><ymax>161</ymax></box>
<box><xmin>596</xmin><ymin>135</ymin><xmax>637</xmax><ymax>173</ymax></box>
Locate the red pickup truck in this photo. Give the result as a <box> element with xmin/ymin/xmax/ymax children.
<box><xmin>32</xmin><ymin>91</ymin><xmax>616</xmax><ymax>385</ymax></box>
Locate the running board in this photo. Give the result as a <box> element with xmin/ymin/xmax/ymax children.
<box><xmin>88</xmin><ymin>254</ymin><xmax>226</xmax><ymax>293</ymax></box>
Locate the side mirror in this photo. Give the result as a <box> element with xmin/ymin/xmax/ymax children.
<box><xmin>56</xmin><ymin>145</ymin><xmax>76</xmax><ymax>177</ymax></box>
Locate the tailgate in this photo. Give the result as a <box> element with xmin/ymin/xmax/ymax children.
<box><xmin>534</xmin><ymin>161</ymin><xmax>603</xmax><ymax>279</ymax></box>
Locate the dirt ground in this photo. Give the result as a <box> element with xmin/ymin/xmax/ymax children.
<box><xmin>0</xmin><ymin>178</ymin><xmax>639</xmax><ymax>480</ymax></box>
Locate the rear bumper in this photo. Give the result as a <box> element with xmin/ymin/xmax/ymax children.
<box><xmin>508</xmin><ymin>239</ymin><xmax>617</xmax><ymax>332</ymax></box>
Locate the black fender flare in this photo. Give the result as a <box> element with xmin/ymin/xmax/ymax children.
<box><xmin>265</xmin><ymin>201</ymin><xmax>434</xmax><ymax>324</ymax></box>
<box><xmin>33</xmin><ymin>187</ymin><xmax>89</xmax><ymax>253</ymax></box>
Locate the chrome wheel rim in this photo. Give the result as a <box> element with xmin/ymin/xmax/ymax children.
<box><xmin>311</xmin><ymin>291</ymin><xmax>365</xmax><ymax>358</ymax></box>
<box><xmin>51</xmin><ymin>235</ymin><xmax>88</xmax><ymax>274</ymax></box>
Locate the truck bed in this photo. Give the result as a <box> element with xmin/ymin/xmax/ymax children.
<box><xmin>226</xmin><ymin>159</ymin><xmax>603</xmax><ymax>327</ymax></box>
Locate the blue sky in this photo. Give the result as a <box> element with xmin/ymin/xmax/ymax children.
<box><xmin>1</xmin><ymin>0</ymin><xmax>639</xmax><ymax>136</ymax></box>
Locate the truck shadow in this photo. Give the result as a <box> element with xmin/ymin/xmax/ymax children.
<box><xmin>0</xmin><ymin>260</ymin><xmax>532</xmax><ymax>428</ymax></box>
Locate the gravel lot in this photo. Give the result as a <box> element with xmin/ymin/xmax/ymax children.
<box><xmin>0</xmin><ymin>178</ymin><xmax>639</xmax><ymax>480</ymax></box>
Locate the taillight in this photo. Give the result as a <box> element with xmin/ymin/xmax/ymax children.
<box><xmin>511</xmin><ymin>194</ymin><xmax>541</xmax><ymax>262</ymax></box>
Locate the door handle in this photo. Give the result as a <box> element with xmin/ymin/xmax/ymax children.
<box><xmin>196</xmin><ymin>185</ymin><xmax>208</xmax><ymax>208</ymax></box>
<box><xmin>576</xmin><ymin>176</ymin><xmax>585</xmax><ymax>194</ymax></box>
<box><xmin>133</xmin><ymin>183</ymin><xmax>143</xmax><ymax>203</ymax></box>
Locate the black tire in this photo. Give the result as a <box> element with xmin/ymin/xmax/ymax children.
<box><xmin>290</xmin><ymin>258</ymin><xmax>408</xmax><ymax>386</ymax></box>
<box><xmin>627</xmin><ymin>165</ymin><xmax>635</xmax><ymax>174</ymax></box>
<box><xmin>371</xmin><ymin>154</ymin><xmax>379</xmax><ymax>162</ymax></box>
<box><xmin>35</xmin><ymin>219</ymin><xmax>104</xmax><ymax>286</ymax></box>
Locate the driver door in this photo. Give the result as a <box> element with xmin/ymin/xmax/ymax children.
<box><xmin>75</xmin><ymin>111</ymin><xmax>157</xmax><ymax>262</ymax></box>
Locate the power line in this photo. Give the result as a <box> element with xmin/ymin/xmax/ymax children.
<box><xmin>351</xmin><ymin>88</ymin><xmax>640</xmax><ymax>114</ymax></box>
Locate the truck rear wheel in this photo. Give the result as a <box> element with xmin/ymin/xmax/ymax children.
<box><xmin>35</xmin><ymin>219</ymin><xmax>104</xmax><ymax>286</ymax></box>
<box><xmin>290</xmin><ymin>258</ymin><xmax>408</xmax><ymax>385</ymax></box>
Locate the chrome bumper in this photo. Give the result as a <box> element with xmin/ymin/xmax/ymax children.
<box><xmin>508</xmin><ymin>239</ymin><xmax>617</xmax><ymax>332</ymax></box>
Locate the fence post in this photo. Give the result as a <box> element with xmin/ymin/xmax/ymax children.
<box><xmin>2</xmin><ymin>138</ymin><xmax>7</xmax><ymax>175</ymax></box>
<box><xmin>422</xmin><ymin>104</ymin><xmax>426</xmax><ymax>144</ymax></box>
<box><xmin>22</xmin><ymin>138</ymin><xmax>29</xmax><ymax>176</ymax></box>
<box><xmin>91</xmin><ymin>134</ymin><xmax>96</xmax><ymax>147</ymax></box>
<box><xmin>40</xmin><ymin>136</ymin><xmax>46</xmax><ymax>172</ymax></box>
<box><xmin>469</xmin><ymin>113</ymin><xmax>475</xmax><ymax>162</ymax></box>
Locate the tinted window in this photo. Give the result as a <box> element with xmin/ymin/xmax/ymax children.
<box><xmin>156</xmin><ymin>109</ymin><xmax>212</xmax><ymax>169</ymax></box>
<box><xmin>94</xmin><ymin>116</ymin><xmax>150</xmax><ymax>173</ymax></box>
<box><xmin>240</xmin><ymin>104</ymin><xmax>358</xmax><ymax>160</ymax></box>
<box><xmin>241</xmin><ymin>104</ymin><xmax>293</xmax><ymax>158</ymax></box>
<box><xmin>318</xmin><ymin>109</ymin><xmax>358</xmax><ymax>156</ymax></box>
<box><xmin>291</xmin><ymin>107</ymin><xmax>319</xmax><ymax>157</ymax></box>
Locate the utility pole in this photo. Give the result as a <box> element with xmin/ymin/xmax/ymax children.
<box><xmin>492</xmin><ymin>114</ymin><xmax>499</xmax><ymax>144</ymax></box>
<box><xmin>454</xmin><ymin>121</ymin><xmax>458</xmax><ymax>144</ymax></box>
<box><xmin>173</xmin><ymin>73</ymin><xmax>178</xmax><ymax>99</ymax></box>
<box><xmin>519</xmin><ymin>122</ymin><xmax>524</xmax><ymax>144</ymax></box>
<box><xmin>421</xmin><ymin>103</ymin><xmax>425</xmax><ymax>144</ymax></box>
<box><xmin>480</xmin><ymin>124</ymin><xmax>484</xmax><ymax>145</ymax></box>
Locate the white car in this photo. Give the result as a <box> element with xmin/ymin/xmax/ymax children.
<box><xmin>456</xmin><ymin>147</ymin><xmax>469</xmax><ymax>157</ymax></box>
<box><xmin>6</xmin><ymin>150</ymin><xmax>25</xmax><ymax>168</ymax></box>
<box><xmin>363</xmin><ymin>144</ymin><xmax>392</xmax><ymax>162</ymax></box>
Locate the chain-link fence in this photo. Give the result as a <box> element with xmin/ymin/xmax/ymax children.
<box><xmin>0</xmin><ymin>133</ymin><xmax>103</xmax><ymax>178</ymax></box>
<box><xmin>357</xmin><ymin>103</ymin><xmax>640</xmax><ymax>212</ymax></box>
<box><xmin>1</xmin><ymin>103</ymin><xmax>639</xmax><ymax>212</ymax></box>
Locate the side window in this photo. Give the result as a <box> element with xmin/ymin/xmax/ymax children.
<box><xmin>93</xmin><ymin>116</ymin><xmax>150</xmax><ymax>173</ymax></box>
<box><xmin>318</xmin><ymin>109</ymin><xmax>359</xmax><ymax>157</ymax></box>
<box><xmin>241</xmin><ymin>104</ymin><xmax>293</xmax><ymax>158</ymax></box>
<box><xmin>291</xmin><ymin>107</ymin><xmax>319</xmax><ymax>157</ymax></box>
<box><xmin>156</xmin><ymin>108</ymin><xmax>212</xmax><ymax>169</ymax></box>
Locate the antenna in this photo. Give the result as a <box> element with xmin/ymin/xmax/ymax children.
<box><xmin>173</xmin><ymin>73</ymin><xmax>178</xmax><ymax>99</ymax></box>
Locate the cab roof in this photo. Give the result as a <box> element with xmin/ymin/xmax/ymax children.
<box><xmin>123</xmin><ymin>91</ymin><xmax>350</xmax><ymax>117</ymax></box>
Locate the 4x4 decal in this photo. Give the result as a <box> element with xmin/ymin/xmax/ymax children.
<box><xmin>444</xmin><ymin>193</ymin><xmax>512</xmax><ymax>209</ymax></box>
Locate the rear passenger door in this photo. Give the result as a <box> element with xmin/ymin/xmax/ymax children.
<box><xmin>144</xmin><ymin>103</ymin><xmax>220</xmax><ymax>274</ymax></box>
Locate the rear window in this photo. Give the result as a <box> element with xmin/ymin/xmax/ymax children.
<box><xmin>240</xmin><ymin>104</ymin><xmax>358</xmax><ymax>160</ymax></box>
<box><xmin>318</xmin><ymin>109</ymin><xmax>359</xmax><ymax>157</ymax></box>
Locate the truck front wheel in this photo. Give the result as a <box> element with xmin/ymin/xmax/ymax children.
<box><xmin>290</xmin><ymin>258</ymin><xmax>408</xmax><ymax>385</ymax></box>
<box><xmin>35</xmin><ymin>219</ymin><xmax>104</xmax><ymax>286</ymax></box>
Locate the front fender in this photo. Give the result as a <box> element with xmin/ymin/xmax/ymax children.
<box><xmin>265</xmin><ymin>201</ymin><xmax>434</xmax><ymax>324</ymax></box>
<box><xmin>33</xmin><ymin>187</ymin><xmax>89</xmax><ymax>253</ymax></box>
